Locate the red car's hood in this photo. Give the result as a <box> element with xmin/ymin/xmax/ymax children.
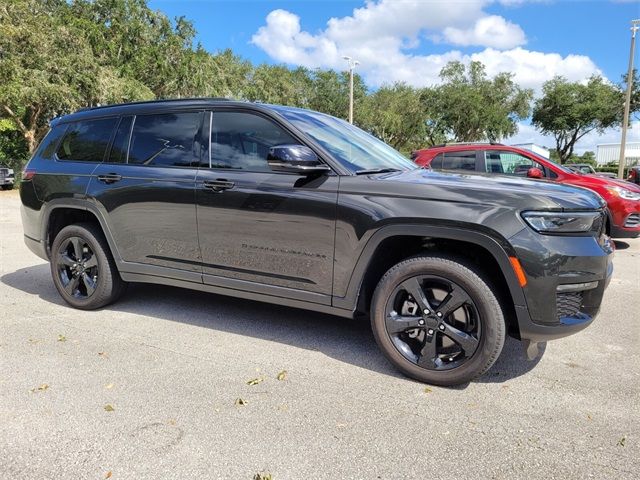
<box><xmin>567</xmin><ymin>173</ymin><xmax>640</xmax><ymax>192</ymax></box>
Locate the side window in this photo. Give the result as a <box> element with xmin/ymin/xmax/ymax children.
<box><xmin>38</xmin><ymin>124</ymin><xmax>68</xmax><ymax>160</ymax></box>
<box><xmin>209</xmin><ymin>111</ymin><xmax>297</xmax><ymax>172</ymax></box>
<box><xmin>442</xmin><ymin>151</ymin><xmax>477</xmax><ymax>171</ymax></box>
<box><xmin>107</xmin><ymin>116</ymin><xmax>133</xmax><ymax>163</ymax></box>
<box><xmin>430</xmin><ymin>153</ymin><xmax>444</xmax><ymax>169</ymax></box>
<box><xmin>56</xmin><ymin>118</ymin><xmax>117</xmax><ymax>162</ymax></box>
<box><xmin>483</xmin><ymin>151</ymin><xmax>544</xmax><ymax>176</ymax></box>
<box><xmin>128</xmin><ymin>112</ymin><xmax>204</xmax><ymax>167</ymax></box>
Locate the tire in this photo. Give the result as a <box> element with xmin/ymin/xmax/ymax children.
<box><xmin>1</xmin><ymin>184</ymin><xmax>12</xmax><ymax>190</ymax></box>
<box><xmin>371</xmin><ymin>255</ymin><xmax>505</xmax><ymax>386</ymax></box>
<box><xmin>50</xmin><ymin>223</ymin><xmax>127</xmax><ymax>310</ymax></box>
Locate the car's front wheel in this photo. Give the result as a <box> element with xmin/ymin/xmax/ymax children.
<box><xmin>371</xmin><ymin>255</ymin><xmax>505</xmax><ymax>386</ymax></box>
<box><xmin>50</xmin><ymin>223</ymin><xmax>126</xmax><ymax>310</ymax></box>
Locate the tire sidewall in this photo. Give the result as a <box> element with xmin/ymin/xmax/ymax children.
<box><xmin>371</xmin><ymin>256</ymin><xmax>505</xmax><ymax>386</ymax></box>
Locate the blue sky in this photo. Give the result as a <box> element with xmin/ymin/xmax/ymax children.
<box><xmin>148</xmin><ymin>0</ymin><xmax>640</xmax><ymax>150</ymax></box>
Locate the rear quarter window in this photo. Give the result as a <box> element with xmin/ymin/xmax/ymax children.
<box><xmin>36</xmin><ymin>124</ymin><xmax>68</xmax><ymax>160</ymax></box>
<box><xmin>56</xmin><ymin>118</ymin><xmax>118</xmax><ymax>162</ymax></box>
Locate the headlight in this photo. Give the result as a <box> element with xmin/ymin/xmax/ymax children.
<box><xmin>521</xmin><ymin>211</ymin><xmax>601</xmax><ymax>234</ymax></box>
<box><xmin>606</xmin><ymin>186</ymin><xmax>640</xmax><ymax>201</ymax></box>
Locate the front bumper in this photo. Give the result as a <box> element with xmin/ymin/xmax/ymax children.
<box><xmin>508</xmin><ymin>228</ymin><xmax>614</xmax><ymax>342</ymax></box>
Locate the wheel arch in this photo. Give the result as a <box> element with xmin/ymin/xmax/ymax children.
<box><xmin>42</xmin><ymin>200</ymin><xmax>121</xmax><ymax>263</ymax></box>
<box><xmin>334</xmin><ymin>225</ymin><xmax>527</xmax><ymax>338</ymax></box>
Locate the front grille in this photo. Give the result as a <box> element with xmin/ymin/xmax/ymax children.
<box><xmin>556</xmin><ymin>292</ymin><xmax>583</xmax><ymax>320</ymax></box>
<box><xmin>0</xmin><ymin>168</ymin><xmax>6</xmax><ymax>183</ymax></box>
<box><xmin>624</xmin><ymin>213</ymin><xmax>640</xmax><ymax>228</ymax></box>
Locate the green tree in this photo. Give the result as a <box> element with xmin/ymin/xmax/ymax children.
<box><xmin>359</xmin><ymin>83</ymin><xmax>425</xmax><ymax>153</ymax></box>
<box><xmin>422</xmin><ymin>61</ymin><xmax>532</xmax><ymax>143</ymax></box>
<box><xmin>532</xmin><ymin>76</ymin><xmax>621</xmax><ymax>164</ymax></box>
<box><xmin>307</xmin><ymin>69</ymin><xmax>367</xmax><ymax>121</ymax></box>
<box><xmin>0</xmin><ymin>0</ymin><xmax>152</xmax><ymax>154</ymax></box>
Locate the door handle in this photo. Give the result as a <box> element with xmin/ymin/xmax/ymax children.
<box><xmin>203</xmin><ymin>179</ymin><xmax>235</xmax><ymax>192</ymax></box>
<box><xmin>97</xmin><ymin>173</ymin><xmax>122</xmax><ymax>184</ymax></box>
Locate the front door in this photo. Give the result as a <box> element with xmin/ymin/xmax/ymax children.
<box><xmin>196</xmin><ymin>110</ymin><xmax>338</xmax><ymax>303</ymax></box>
<box><xmin>88</xmin><ymin>111</ymin><xmax>206</xmax><ymax>282</ymax></box>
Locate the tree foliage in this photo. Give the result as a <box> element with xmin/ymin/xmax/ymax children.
<box><xmin>532</xmin><ymin>76</ymin><xmax>621</xmax><ymax>164</ymax></box>
<box><xmin>421</xmin><ymin>61</ymin><xmax>532</xmax><ymax>144</ymax></box>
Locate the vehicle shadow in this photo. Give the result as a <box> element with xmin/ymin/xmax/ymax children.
<box><xmin>613</xmin><ymin>240</ymin><xmax>630</xmax><ymax>250</ymax></box>
<box><xmin>1</xmin><ymin>263</ymin><xmax>544</xmax><ymax>387</ymax></box>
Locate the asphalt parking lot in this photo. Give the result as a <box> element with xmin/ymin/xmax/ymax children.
<box><xmin>1</xmin><ymin>189</ymin><xmax>638</xmax><ymax>479</ymax></box>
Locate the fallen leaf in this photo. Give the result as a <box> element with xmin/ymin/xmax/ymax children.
<box><xmin>253</xmin><ymin>473</ymin><xmax>272</xmax><ymax>480</ymax></box>
<box><xmin>31</xmin><ymin>384</ymin><xmax>49</xmax><ymax>393</ymax></box>
<box><xmin>168</xmin><ymin>419</ymin><xmax>176</xmax><ymax>425</ymax></box>
<box><xmin>423</xmin><ymin>387</ymin><xmax>432</xmax><ymax>394</ymax></box>
<box><xmin>104</xmin><ymin>404</ymin><xmax>115</xmax><ymax>412</ymax></box>
<box><xmin>57</xmin><ymin>334</ymin><xmax>66</xmax><ymax>342</ymax></box>
<box><xmin>105</xmin><ymin>383</ymin><xmax>114</xmax><ymax>390</ymax></box>
<box><xmin>247</xmin><ymin>377</ymin><xmax>264</xmax><ymax>386</ymax></box>
<box><xmin>105</xmin><ymin>472</ymin><xmax>112</xmax><ymax>479</ymax></box>
<box><xmin>276</xmin><ymin>370</ymin><xmax>287</xmax><ymax>381</ymax></box>
<box><xmin>617</xmin><ymin>436</ymin><xmax>626</xmax><ymax>447</ymax></box>
<box><xmin>28</xmin><ymin>338</ymin><xmax>40</xmax><ymax>344</ymax></box>
<box><xmin>98</xmin><ymin>351</ymin><xmax>108</xmax><ymax>358</ymax></box>
<box><xmin>587</xmin><ymin>414</ymin><xmax>592</xmax><ymax>421</ymax></box>
<box><xmin>234</xmin><ymin>398</ymin><xmax>247</xmax><ymax>407</ymax></box>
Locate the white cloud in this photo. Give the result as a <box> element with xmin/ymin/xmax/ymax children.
<box><xmin>251</xmin><ymin>1</ymin><xmax>603</xmax><ymax>92</ymax></box>
<box><xmin>443</xmin><ymin>15</ymin><xmax>526</xmax><ymax>49</ymax></box>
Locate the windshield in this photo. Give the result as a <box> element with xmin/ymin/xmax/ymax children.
<box><xmin>274</xmin><ymin>107</ymin><xmax>417</xmax><ymax>173</ymax></box>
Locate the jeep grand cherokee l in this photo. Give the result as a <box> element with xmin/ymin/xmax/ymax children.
<box><xmin>414</xmin><ymin>143</ymin><xmax>640</xmax><ymax>238</ymax></box>
<box><xmin>20</xmin><ymin>99</ymin><xmax>613</xmax><ymax>386</ymax></box>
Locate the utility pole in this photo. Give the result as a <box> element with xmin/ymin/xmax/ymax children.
<box><xmin>342</xmin><ymin>56</ymin><xmax>360</xmax><ymax>124</ymax></box>
<box><xmin>618</xmin><ymin>19</ymin><xmax>640</xmax><ymax>180</ymax></box>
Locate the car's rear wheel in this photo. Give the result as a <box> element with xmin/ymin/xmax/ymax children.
<box><xmin>50</xmin><ymin>223</ymin><xmax>126</xmax><ymax>310</ymax></box>
<box><xmin>371</xmin><ymin>255</ymin><xmax>505</xmax><ymax>386</ymax></box>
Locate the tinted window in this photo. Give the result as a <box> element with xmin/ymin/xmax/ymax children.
<box><xmin>56</xmin><ymin>118</ymin><xmax>117</xmax><ymax>162</ymax></box>
<box><xmin>108</xmin><ymin>116</ymin><xmax>133</xmax><ymax>163</ymax></box>
<box><xmin>209</xmin><ymin>112</ymin><xmax>297</xmax><ymax>171</ymax></box>
<box><xmin>430</xmin><ymin>153</ymin><xmax>444</xmax><ymax>169</ymax></box>
<box><xmin>129</xmin><ymin>112</ymin><xmax>204</xmax><ymax>167</ymax></box>
<box><xmin>442</xmin><ymin>151</ymin><xmax>476</xmax><ymax>171</ymax></box>
<box><xmin>38</xmin><ymin>124</ymin><xmax>68</xmax><ymax>160</ymax></box>
<box><xmin>483</xmin><ymin>151</ymin><xmax>544</xmax><ymax>176</ymax></box>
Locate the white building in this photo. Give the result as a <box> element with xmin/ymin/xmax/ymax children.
<box><xmin>596</xmin><ymin>142</ymin><xmax>640</xmax><ymax>166</ymax></box>
<box><xmin>511</xmin><ymin>143</ymin><xmax>550</xmax><ymax>159</ymax></box>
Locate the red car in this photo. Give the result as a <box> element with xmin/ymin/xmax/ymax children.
<box><xmin>413</xmin><ymin>143</ymin><xmax>640</xmax><ymax>238</ymax></box>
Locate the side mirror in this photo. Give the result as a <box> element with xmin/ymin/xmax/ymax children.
<box><xmin>527</xmin><ymin>167</ymin><xmax>544</xmax><ymax>179</ymax></box>
<box><xmin>267</xmin><ymin>145</ymin><xmax>330</xmax><ymax>175</ymax></box>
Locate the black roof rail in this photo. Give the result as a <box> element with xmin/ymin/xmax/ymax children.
<box><xmin>76</xmin><ymin>97</ymin><xmax>233</xmax><ymax>112</ymax></box>
<box><xmin>427</xmin><ymin>141</ymin><xmax>503</xmax><ymax>149</ymax></box>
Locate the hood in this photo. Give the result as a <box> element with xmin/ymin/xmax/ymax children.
<box><xmin>364</xmin><ymin>168</ymin><xmax>606</xmax><ymax>211</ymax></box>
<box><xmin>570</xmin><ymin>172</ymin><xmax>640</xmax><ymax>192</ymax></box>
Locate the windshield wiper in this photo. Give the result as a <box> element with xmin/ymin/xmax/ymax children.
<box><xmin>354</xmin><ymin>167</ymin><xmax>402</xmax><ymax>175</ymax></box>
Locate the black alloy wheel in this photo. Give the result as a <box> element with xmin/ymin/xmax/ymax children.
<box><xmin>371</xmin><ymin>256</ymin><xmax>505</xmax><ymax>386</ymax></box>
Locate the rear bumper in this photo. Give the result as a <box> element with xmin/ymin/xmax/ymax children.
<box><xmin>24</xmin><ymin>234</ymin><xmax>49</xmax><ymax>261</ymax></box>
<box><xmin>509</xmin><ymin>228</ymin><xmax>614</xmax><ymax>342</ymax></box>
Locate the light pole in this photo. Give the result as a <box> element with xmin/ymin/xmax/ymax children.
<box><xmin>618</xmin><ymin>19</ymin><xmax>640</xmax><ymax>180</ymax></box>
<box><xmin>343</xmin><ymin>56</ymin><xmax>360</xmax><ymax>124</ymax></box>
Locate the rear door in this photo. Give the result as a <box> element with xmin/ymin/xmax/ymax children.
<box><xmin>440</xmin><ymin>150</ymin><xmax>479</xmax><ymax>172</ymax></box>
<box><xmin>88</xmin><ymin>110</ymin><xmax>206</xmax><ymax>282</ymax></box>
<box><xmin>195</xmin><ymin>109</ymin><xmax>338</xmax><ymax>302</ymax></box>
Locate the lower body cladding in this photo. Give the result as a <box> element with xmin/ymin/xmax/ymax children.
<box><xmin>509</xmin><ymin>228</ymin><xmax>614</xmax><ymax>349</ymax></box>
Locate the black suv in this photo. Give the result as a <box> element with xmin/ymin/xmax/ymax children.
<box><xmin>21</xmin><ymin>99</ymin><xmax>614</xmax><ymax>386</ymax></box>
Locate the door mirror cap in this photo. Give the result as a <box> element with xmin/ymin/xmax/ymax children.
<box><xmin>527</xmin><ymin>167</ymin><xmax>544</xmax><ymax>179</ymax></box>
<box><xmin>267</xmin><ymin>145</ymin><xmax>330</xmax><ymax>175</ymax></box>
